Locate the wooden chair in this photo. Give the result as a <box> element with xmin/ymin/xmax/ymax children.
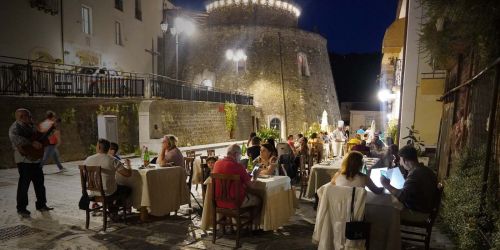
<box><xmin>184</xmin><ymin>157</ymin><xmax>197</xmax><ymax>209</ymax></box>
<box><xmin>207</xmin><ymin>149</ymin><xmax>216</xmax><ymax>157</ymax></box>
<box><xmin>211</xmin><ymin>173</ymin><xmax>255</xmax><ymax>248</ymax></box>
<box><xmin>186</xmin><ymin>150</ymin><xmax>196</xmax><ymax>158</ymax></box>
<box><xmin>78</xmin><ymin>165</ymin><xmax>127</xmax><ymax>231</ymax></box>
<box><xmin>298</xmin><ymin>154</ymin><xmax>310</xmax><ymax>199</ymax></box>
<box><xmin>400</xmin><ymin>183</ymin><xmax>444</xmax><ymax>250</ymax></box>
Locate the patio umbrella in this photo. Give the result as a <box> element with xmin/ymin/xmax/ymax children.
<box><xmin>321</xmin><ymin>110</ymin><xmax>328</xmax><ymax>131</ymax></box>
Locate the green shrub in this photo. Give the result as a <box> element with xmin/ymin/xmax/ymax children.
<box><xmin>257</xmin><ymin>126</ymin><xmax>280</xmax><ymax>143</ymax></box>
<box><xmin>224</xmin><ymin>102</ymin><xmax>237</xmax><ymax>138</ymax></box>
<box><xmin>305</xmin><ymin>122</ymin><xmax>321</xmax><ymax>138</ymax></box>
<box><xmin>441</xmin><ymin>148</ymin><xmax>490</xmax><ymax>249</ymax></box>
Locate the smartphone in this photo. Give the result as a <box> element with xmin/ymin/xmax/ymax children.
<box><xmin>251</xmin><ymin>165</ymin><xmax>260</xmax><ymax>177</ymax></box>
<box><xmin>380</xmin><ymin>170</ymin><xmax>388</xmax><ymax>178</ymax></box>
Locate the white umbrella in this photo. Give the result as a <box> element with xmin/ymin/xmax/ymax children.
<box><xmin>321</xmin><ymin>110</ymin><xmax>329</xmax><ymax>131</ymax></box>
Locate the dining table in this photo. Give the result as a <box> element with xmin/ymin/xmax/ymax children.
<box><xmin>365</xmin><ymin>191</ymin><xmax>403</xmax><ymax>250</ymax></box>
<box><xmin>116</xmin><ymin>164</ymin><xmax>190</xmax><ymax>220</ymax></box>
<box><xmin>305</xmin><ymin>157</ymin><xmax>380</xmax><ymax>199</ymax></box>
<box><xmin>201</xmin><ymin>175</ymin><xmax>297</xmax><ymax>231</ymax></box>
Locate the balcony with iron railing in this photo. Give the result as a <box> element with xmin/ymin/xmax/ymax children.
<box><xmin>0</xmin><ymin>56</ymin><xmax>254</xmax><ymax>105</ymax></box>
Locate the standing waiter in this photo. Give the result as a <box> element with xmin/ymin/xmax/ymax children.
<box><xmin>9</xmin><ymin>108</ymin><xmax>53</xmax><ymax>217</ymax></box>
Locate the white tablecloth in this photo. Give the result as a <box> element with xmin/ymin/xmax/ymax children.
<box><xmin>306</xmin><ymin>158</ymin><xmax>381</xmax><ymax>198</ymax></box>
<box><xmin>365</xmin><ymin>191</ymin><xmax>403</xmax><ymax>250</ymax></box>
<box><xmin>201</xmin><ymin>175</ymin><xmax>297</xmax><ymax>231</ymax></box>
<box><xmin>116</xmin><ymin>165</ymin><xmax>190</xmax><ymax>216</ymax></box>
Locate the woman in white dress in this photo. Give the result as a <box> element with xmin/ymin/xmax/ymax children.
<box><xmin>331</xmin><ymin>151</ymin><xmax>384</xmax><ymax>194</ymax></box>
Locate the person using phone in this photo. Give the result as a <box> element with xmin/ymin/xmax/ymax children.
<box><xmin>331</xmin><ymin>151</ymin><xmax>384</xmax><ymax>194</ymax></box>
<box><xmin>253</xmin><ymin>143</ymin><xmax>278</xmax><ymax>175</ymax></box>
<box><xmin>380</xmin><ymin>146</ymin><xmax>438</xmax><ymax>217</ymax></box>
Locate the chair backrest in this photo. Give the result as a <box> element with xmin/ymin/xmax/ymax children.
<box><xmin>78</xmin><ymin>165</ymin><xmax>105</xmax><ymax>197</ymax></box>
<box><xmin>207</xmin><ymin>149</ymin><xmax>216</xmax><ymax>157</ymax></box>
<box><xmin>184</xmin><ymin>157</ymin><xmax>195</xmax><ymax>186</ymax></box>
<box><xmin>211</xmin><ymin>173</ymin><xmax>241</xmax><ymax>208</ymax></box>
<box><xmin>186</xmin><ymin>150</ymin><xmax>196</xmax><ymax>158</ymax></box>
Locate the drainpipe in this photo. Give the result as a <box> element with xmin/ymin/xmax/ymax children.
<box><xmin>278</xmin><ymin>32</ymin><xmax>288</xmax><ymax>138</ymax></box>
<box><xmin>60</xmin><ymin>0</ymin><xmax>65</xmax><ymax>63</ymax></box>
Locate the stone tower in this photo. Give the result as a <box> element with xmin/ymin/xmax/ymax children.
<box><xmin>182</xmin><ymin>0</ymin><xmax>341</xmax><ymax>137</ymax></box>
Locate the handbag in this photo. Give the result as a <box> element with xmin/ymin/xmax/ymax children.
<box><xmin>345</xmin><ymin>187</ymin><xmax>370</xmax><ymax>240</ymax></box>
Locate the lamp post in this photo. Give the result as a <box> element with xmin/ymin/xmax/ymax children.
<box><xmin>160</xmin><ymin>16</ymin><xmax>195</xmax><ymax>84</ymax></box>
<box><xmin>225</xmin><ymin>49</ymin><xmax>247</xmax><ymax>73</ymax></box>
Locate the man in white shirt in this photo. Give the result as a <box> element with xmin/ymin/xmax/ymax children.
<box><xmin>83</xmin><ymin>139</ymin><xmax>132</xmax><ymax>200</ymax></box>
<box><xmin>332</xmin><ymin>126</ymin><xmax>346</xmax><ymax>158</ymax></box>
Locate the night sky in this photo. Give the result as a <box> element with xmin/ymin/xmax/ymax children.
<box><xmin>173</xmin><ymin>0</ymin><xmax>399</xmax><ymax>54</ymax></box>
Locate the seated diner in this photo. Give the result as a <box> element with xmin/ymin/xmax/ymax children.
<box><xmin>331</xmin><ymin>151</ymin><xmax>384</xmax><ymax>194</ymax></box>
<box><xmin>253</xmin><ymin>143</ymin><xmax>278</xmax><ymax>176</ymax></box>
<box><xmin>158</xmin><ymin>135</ymin><xmax>184</xmax><ymax>167</ymax></box>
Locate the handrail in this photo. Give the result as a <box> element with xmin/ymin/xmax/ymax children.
<box><xmin>439</xmin><ymin>56</ymin><xmax>500</xmax><ymax>101</ymax></box>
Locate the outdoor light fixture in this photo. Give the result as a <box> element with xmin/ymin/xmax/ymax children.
<box><xmin>160</xmin><ymin>16</ymin><xmax>196</xmax><ymax>84</ymax></box>
<box><xmin>378</xmin><ymin>89</ymin><xmax>395</xmax><ymax>102</ymax></box>
<box><xmin>206</xmin><ymin>0</ymin><xmax>301</xmax><ymax>17</ymax></box>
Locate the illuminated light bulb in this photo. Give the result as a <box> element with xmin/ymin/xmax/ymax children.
<box><xmin>276</xmin><ymin>1</ymin><xmax>282</xmax><ymax>7</ymax></box>
<box><xmin>252</xmin><ymin>0</ymin><xmax>257</xmax><ymax>4</ymax></box>
<box><xmin>269</xmin><ymin>0</ymin><xmax>275</xmax><ymax>6</ymax></box>
<box><xmin>227</xmin><ymin>0</ymin><xmax>233</xmax><ymax>5</ymax></box>
<box><xmin>214</xmin><ymin>1</ymin><xmax>219</xmax><ymax>8</ymax></box>
<box><xmin>220</xmin><ymin>0</ymin><xmax>225</xmax><ymax>7</ymax></box>
<box><xmin>283</xmin><ymin>2</ymin><xmax>288</xmax><ymax>10</ymax></box>
<box><xmin>235</xmin><ymin>0</ymin><xmax>241</xmax><ymax>4</ymax></box>
<box><xmin>243</xmin><ymin>0</ymin><xmax>249</xmax><ymax>5</ymax></box>
<box><xmin>260</xmin><ymin>0</ymin><xmax>266</xmax><ymax>4</ymax></box>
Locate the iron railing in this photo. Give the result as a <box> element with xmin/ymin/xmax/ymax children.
<box><xmin>0</xmin><ymin>56</ymin><xmax>254</xmax><ymax>105</ymax></box>
<box><xmin>149</xmin><ymin>74</ymin><xmax>253</xmax><ymax>105</ymax></box>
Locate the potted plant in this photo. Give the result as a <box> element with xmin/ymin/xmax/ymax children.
<box><xmin>224</xmin><ymin>102</ymin><xmax>237</xmax><ymax>139</ymax></box>
<box><xmin>257</xmin><ymin>126</ymin><xmax>280</xmax><ymax>143</ymax></box>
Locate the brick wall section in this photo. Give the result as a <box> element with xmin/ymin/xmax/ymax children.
<box><xmin>148</xmin><ymin>99</ymin><xmax>257</xmax><ymax>146</ymax></box>
<box><xmin>0</xmin><ymin>97</ymin><xmax>257</xmax><ymax>169</ymax></box>
<box><xmin>182</xmin><ymin>26</ymin><xmax>341</xmax><ymax>135</ymax></box>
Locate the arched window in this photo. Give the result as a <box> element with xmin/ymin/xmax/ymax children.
<box><xmin>270</xmin><ymin>118</ymin><xmax>281</xmax><ymax>132</ymax></box>
<box><xmin>298</xmin><ymin>52</ymin><xmax>310</xmax><ymax>77</ymax></box>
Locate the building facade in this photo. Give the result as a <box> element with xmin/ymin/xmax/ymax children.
<box><xmin>0</xmin><ymin>0</ymin><xmax>169</xmax><ymax>74</ymax></box>
<box><xmin>380</xmin><ymin>0</ymin><xmax>445</xmax><ymax>147</ymax></box>
<box><xmin>178</xmin><ymin>0</ymin><xmax>341</xmax><ymax>138</ymax></box>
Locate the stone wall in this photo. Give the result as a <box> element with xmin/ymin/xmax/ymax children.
<box><xmin>0</xmin><ymin>97</ymin><xmax>258</xmax><ymax>169</ymax></box>
<box><xmin>0</xmin><ymin>97</ymin><xmax>141</xmax><ymax>169</ymax></box>
<box><xmin>182</xmin><ymin>26</ymin><xmax>341</xmax><ymax>138</ymax></box>
<box><xmin>146</xmin><ymin>99</ymin><xmax>258</xmax><ymax>147</ymax></box>
<box><xmin>207</xmin><ymin>5</ymin><xmax>298</xmax><ymax>28</ymax></box>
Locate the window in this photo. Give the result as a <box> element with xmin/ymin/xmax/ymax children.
<box><xmin>270</xmin><ymin>118</ymin><xmax>281</xmax><ymax>131</ymax></box>
<box><xmin>115</xmin><ymin>0</ymin><xmax>123</xmax><ymax>11</ymax></box>
<box><xmin>115</xmin><ymin>21</ymin><xmax>123</xmax><ymax>45</ymax></box>
<box><xmin>202</xmin><ymin>79</ymin><xmax>213</xmax><ymax>90</ymax></box>
<box><xmin>135</xmin><ymin>0</ymin><xmax>142</xmax><ymax>20</ymax></box>
<box><xmin>81</xmin><ymin>5</ymin><xmax>92</xmax><ymax>35</ymax></box>
<box><xmin>298</xmin><ymin>52</ymin><xmax>310</xmax><ymax>76</ymax></box>
<box><xmin>237</xmin><ymin>60</ymin><xmax>246</xmax><ymax>74</ymax></box>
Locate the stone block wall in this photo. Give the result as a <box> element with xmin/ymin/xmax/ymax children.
<box><xmin>0</xmin><ymin>97</ymin><xmax>258</xmax><ymax>169</ymax></box>
<box><xmin>183</xmin><ymin>26</ymin><xmax>341</xmax><ymax>137</ymax></box>
<box><xmin>147</xmin><ymin>99</ymin><xmax>258</xmax><ymax>147</ymax></box>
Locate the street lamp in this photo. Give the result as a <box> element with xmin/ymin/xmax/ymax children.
<box><xmin>377</xmin><ymin>89</ymin><xmax>395</xmax><ymax>102</ymax></box>
<box><xmin>225</xmin><ymin>49</ymin><xmax>247</xmax><ymax>73</ymax></box>
<box><xmin>160</xmin><ymin>16</ymin><xmax>195</xmax><ymax>84</ymax></box>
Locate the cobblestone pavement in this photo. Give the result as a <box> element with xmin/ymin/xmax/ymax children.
<box><xmin>0</xmin><ymin>161</ymin><xmax>455</xmax><ymax>249</ymax></box>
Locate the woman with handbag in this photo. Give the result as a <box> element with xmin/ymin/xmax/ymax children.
<box><xmin>331</xmin><ymin>151</ymin><xmax>384</xmax><ymax>194</ymax></box>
